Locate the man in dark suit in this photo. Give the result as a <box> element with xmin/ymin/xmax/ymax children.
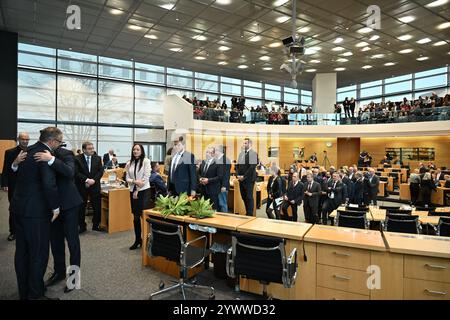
<box><xmin>352</xmin><ymin>172</ymin><xmax>365</xmax><ymax>205</ymax></box>
<box><xmin>75</xmin><ymin>141</ymin><xmax>104</xmax><ymax>233</ymax></box>
<box><xmin>303</xmin><ymin>173</ymin><xmax>321</xmax><ymax>223</ymax></box>
<box><xmin>366</xmin><ymin>168</ymin><xmax>380</xmax><ymax>205</ymax></box>
<box><xmin>321</xmin><ymin>172</ymin><xmax>343</xmax><ymax>225</ymax></box>
<box><xmin>150</xmin><ymin>162</ymin><xmax>167</xmax><ymax>198</ymax></box>
<box><xmin>236</xmin><ymin>138</ymin><xmax>258</xmax><ymax>216</ymax></box>
<box><xmin>309</xmin><ymin>152</ymin><xmax>318</xmax><ymax>163</ymax></box>
<box><xmin>102</xmin><ymin>149</ymin><xmax>114</xmax><ymax>167</ymax></box>
<box><xmin>34</xmin><ymin>146</ymin><xmax>83</xmax><ymax>293</ymax></box>
<box><xmin>215</xmin><ymin>145</ymin><xmax>231</xmax><ymax>213</ymax></box>
<box><xmin>11</xmin><ymin>127</ymin><xmax>62</xmax><ymax>300</ymax></box>
<box><xmin>198</xmin><ymin>147</ymin><xmax>223</xmax><ymax>210</ymax></box>
<box><xmin>168</xmin><ymin>137</ymin><xmax>197</xmax><ymax>197</ymax></box>
<box><xmin>281</xmin><ymin>172</ymin><xmax>304</xmax><ymax>221</ymax></box>
<box><xmin>1</xmin><ymin>132</ymin><xmax>29</xmax><ymax>241</ymax></box>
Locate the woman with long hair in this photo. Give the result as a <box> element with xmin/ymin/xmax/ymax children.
<box><xmin>125</xmin><ymin>144</ymin><xmax>151</xmax><ymax>250</ymax></box>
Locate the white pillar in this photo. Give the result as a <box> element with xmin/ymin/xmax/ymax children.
<box><xmin>312</xmin><ymin>73</ymin><xmax>337</xmax><ymax>114</ymax></box>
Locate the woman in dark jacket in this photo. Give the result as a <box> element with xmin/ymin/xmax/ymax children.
<box><xmin>266</xmin><ymin>167</ymin><xmax>284</xmax><ymax>219</ymax></box>
<box><xmin>420</xmin><ymin>172</ymin><xmax>437</xmax><ymax>207</ymax></box>
<box><xmin>352</xmin><ymin>172</ymin><xmax>364</xmax><ymax>205</ymax></box>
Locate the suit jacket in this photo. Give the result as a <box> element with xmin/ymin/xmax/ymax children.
<box><xmin>341</xmin><ymin>176</ymin><xmax>353</xmax><ymax>200</ymax></box>
<box><xmin>436</xmin><ymin>172</ymin><xmax>445</xmax><ymax>181</ymax></box>
<box><xmin>325</xmin><ymin>180</ymin><xmax>343</xmax><ymax>205</ymax></box>
<box><xmin>445</xmin><ymin>180</ymin><xmax>450</xmax><ymax>188</ymax></box>
<box><xmin>10</xmin><ymin>142</ymin><xmax>59</xmax><ymax>218</ymax></box>
<box><xmin>216</xmin><ymin>155</ymin><xmax>231</xmax><ymax>190</ymax></box>
<box><xmin>236</xmin><ymin>149</ymin><xmax>258</xmax><ymax>184</ymax></box>
<box><xmin>285</xmin><ymin>180</ymin><xmax>304</xmax><ymax>205</ymax></box>
<box><xmin>150</xmin><ymin>170</ymin><xmax>167</xmax><ymax>197</ymax></box>
<box><xmin>51</xmin><ymin>148</ymin><xmax>83</xmax><ymax>211</ymax></box>
<box><xmin>168</xmin><ymin>151</ymin><xmax>197</xmax><ymax>195</ymax></box>
<box><xmin>2</xmin><ymin>145</ymin><xmax>23</xmax><ymax>202</ymax></box>
<box><xmin>199</xmin><ymin>159</ymin><xmax>223</xmax><ymax>196</ymax></box>
<box><xmin>103</xmin><ymin>153</ymin><xmax>112</xmax><ymax>166</ymax></box>
<box><xmin>303</xmin><ymin>181</ymin><xmax>321</xmax><ymax>208</ymax></box>
<box><xmin>74</xmin><ymin>153</ymin><xmax>104</xmax><ymax>195</ymax></box>
<box><xmin>353</xmin><ymin>179</ymin><xmax>364</xmax><ymax>202</ymax></box>
<box><xmin>366</xmin><ymin>174</ymin><xmax>380</xmax><ymax>197</ymax></box>
<box><xmin>267</xmin><ymin>176</ymin><xmax>284</xmax><ymax>199</ymax></box>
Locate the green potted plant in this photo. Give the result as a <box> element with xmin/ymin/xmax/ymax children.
<box><xmin>188</xmin><ymin>196</ymin><xmax>214</xmax><ymax>219</ymax></box>
<box><xmin>155</xmin><ymin>193</ymin><xmax>190</xmax><ymax>218</ymax></box>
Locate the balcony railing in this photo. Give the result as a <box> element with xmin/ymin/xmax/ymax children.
<box><xmin>193</xmin><ymin>106</ymin><xmax>450</xmax><ymax>125</ymax></box>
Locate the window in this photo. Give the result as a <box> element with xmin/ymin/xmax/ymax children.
<box><xmin>167</xmin><ymin>68</ymin><xmax>192</xmax><ymax>77</ymax></box>
<box><xmin>18</xmin><ymin>122</ymin><xmax>56</xmax><ymax>144</ymax></box>
<box><xmin>337</xmin><ymin>85</ymin><xmax>356</xmax><ymax>93</ymax></box>
<box><xmin>301</xmin><ymin>95</ymin><xmax>312</xmax><ymax>105</ymax></box>
<box><xmin>266</xmin><ymin>84</ymin><xmax>281</xmax><ymax>91</ymax></box>
<box><xmin>221</xmin><ymin>83</ymin><xmax>241</xmax><ymax>95</ymax></box>
<box><xmin>167</xmin><ymin>75</ymin><xmax>193</xmax><ymax>88</ymax></box>
<box><xmin>19</xmin><ymin>43</ymin><xmax>56</xmax><ymax>55</ymax></box>
<box><xmin>58</xmin><ymin>124</ymin><xmax>97</xmax><ymax>152</ymax></box>
<box><xmin>98</xmin><ymin>126</ymin><xmax>132</xmax><ymax>163</ymax></box>
<box><xmin>166</xmin><ymin>88</ymin><xmax>193</xmax><ymax>98</ymax></box>
<box><xmin>135</xmin><ymin>85</ymin><xmax>165</xmax><ymax>126</ymax></box>
<box><xmin>99</xmin><ymin>56</ymin><xmax>133</xmax><ymax>80</ymax></box>
<box><xmin>415</xmin><ymin>67</ymin><xmax>447</xmax><ymax>79</ymax></box>
<box><xmin>135</xmin><ymin>70</ymin><xmax>165</xmax><ymax>84</ymax></box>
<box><xmin>414</xmin><ymin>74</ymin><xmax>447</xmax><ymax>90</ymax></box>
<box><xmin>57</xmin><ymin>75</ymin><xmax>97</xmax><ymax>123</ymax></box>
<box><xmin>265</xmin><ymin>90</ymin><xmax>281</xmax><ymax>101</ymax></box>
<box><xmin>195</xmin><ymin>79</ymin><xmax>218</xmax><ymax>92</ymax></box>
<box><xmin>384</xmin><ymin>93</ymin><xmax>412</xmax><ymax>103</ymax></box>
<box><xmin>284</xmin><ymin>93</ymin><xmax>299</xmax><ymax>104</ymax></box>
<box><xmin>18</xmin><ymin>52</ymin><xmax>56</xmax><ymax>70</ymax></box>
<box><xmin>57</xmin><ymin>50</ymin><xmax>97</xmax><ymax>75</ymax></box>
<box><xmin>18</xmin><ymin>70</ymin><xmax>55</xmax><ymax>120</ymax></box>
<box><xmin>221</xmin><ymin>76</ymin><xmax>241</xmax><ymax>85</ymax></box>
<box><xmin>385</xmin><ymin>74</ymin><xmax>412</xmax><ymax>84</ymax></box>
<box><xmin>244</xmin><ymin>86</ymin><xmax>262</xmax><ymax>98</ymax></box>
<box><xmin>98</xmin><ymin>81</ymin><xmax>133</xmax><ymax>124</ymax></box>
<box><xmin>244</xmin><ymin>80</ymin><xmax>262</xmax><ymax>88</ymax></box>
<box><xmin>195</xmin><ymin>72</ymin><xmax>218</xmax><ymax>81</ymax></box>
<box><xmin>361</xmin><ymin>80</ymin><xmax>382</xmax><ymax>88</ymax></box>
<box><xmin>360</xmin><ymin>86</ymin><xmax>382</xmax><ymax>98</ymax></box>
<box><xmin>336</xmin><ymin>91</ymin><xmax>356</xmax><ymax>103</ymax></box>
<box><xmin>134</xmin><ymin>62</ymin><xmax>164</xmax><ymax>73</ymax></box>
<box><xmin>134</xmin><ymin>128</ymin><xmax>166</xmax><ymax>142</ymax></box>
<box><xmin>385</xmin><ymin>81</ymin><xmax>412</xmax><ymax>94</ymax></box>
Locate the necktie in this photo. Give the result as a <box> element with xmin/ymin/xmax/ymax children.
<box><xmin>204</xmin><ymin>160</ymin><xmax>211</xmax><ymax>174</ymax></box>
<box><xmin>309</xmin><ymin>183</ymin><xmax>312</xmax><ymax>191</ymax></box>
<box><xmin>87</xmin><ymin>156</ymin><xmax>91</xmax><ymax>173</ymax></box>
<box><xmin>171</xmin><ymin>153</ymin><xmax>179</xmax><ymax>180</ymax></box>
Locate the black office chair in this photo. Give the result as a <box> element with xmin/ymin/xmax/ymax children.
<box><xmin>146</xmin><ymin>218</ymin><xmax>215</xmax><ymax>300</ymax></box>
<box><xmin>226</xmin><ymin>232</ymin><xmax>297</xmax><ymax>299</ymax></box>
<box><xmin>414</xmin><ymin>206</ymin><xmax>436</xmax><ymax>213</ymax></box>
<box><xmin>380</xmin><ymin>205</ymin><xmax>401</xmax><ymax>211</ymax></box>
<box><xmin>383</xmin><ymin>213</ymin><xmax>421</xmax><ymax>234</ymax></box>
<box><xmin>387</xmin><ymin>209</ymin><xmax>412</xmax><ymax>215</ymax></box>
<box><xmin>336</xmin><ymin>210</ymin><xmax>368</xmax><ymax>229</ymax></box>
<box><xmin>437</xmin><ymin>217</ymin><xmax>450</xmax><ymax>237</ymax></box>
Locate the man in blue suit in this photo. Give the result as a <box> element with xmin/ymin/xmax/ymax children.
<box><xmin>215</xmin><ymin>145</ymin><xmax>231</xmax><ymax>213</ymax></box>
<box><xmin>167</xmin><ymin>137</ymin><xmax>197</xmax><ymax>196</ymax></box>
<box><xmin>11</xmin><ymin>127</ymin><xmax>62</xmax><ymax>300</ymax></box>
<box><xmin>34</xmin><ymin>146</ymin><xmax>83</xmax><ymax>293</ymax></box>
<box><xmin>150</xmin><ymin>161</ymin><xmax>167</xmax><ymax>197</ymax></box>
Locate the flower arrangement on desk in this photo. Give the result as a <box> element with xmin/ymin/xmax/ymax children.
<box><xmin>154</xmin><ymin>193</ymin><xmax>214</xmax><ymax>219</ymax></box>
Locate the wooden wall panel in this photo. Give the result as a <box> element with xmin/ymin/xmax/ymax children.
<box><xmin>0</xmin><ymin>140</ymin><xmax>16</xmax><ymax>173</ymax></box>
<box><xmin>337</xmin><ymin>138</ymin><xmax>361</xmax><ymax>169</ymax></box>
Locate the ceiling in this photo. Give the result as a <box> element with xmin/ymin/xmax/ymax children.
<box><xmin>1</xmin><ymin>0</ymin><xmax>449</xmax><ymax>90</ymax></box>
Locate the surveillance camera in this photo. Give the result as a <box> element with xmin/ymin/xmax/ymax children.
<box><xmin>280</xmin><ymin>63</ymin><xmax>292</xmax><ymax>74</ymax></box>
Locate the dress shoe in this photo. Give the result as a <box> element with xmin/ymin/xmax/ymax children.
<box><xmin>129</xmin><ymin>240</ymin><xmax>142</xmax><ymax>250</ymax></box>
<box><xmin>64</xmin><ymin>286</ymin><xmax>74</xmax><ymax>294</ymax></box>
<box><xmin>79</xmin><ymin>227</ymin><xmax>87</xmax><ymax>234</ymax></box>
<box><xmin>44</xmin><ymin>273</ymin><xmax>65</xmax><ymax>288</ymax></box>
<box><xmin>7</xmin><ymin>233</ymin><xmax>15</xmax><ymax>241</ymax></box>
<box><xmin>92</xmin><ymin>226</ymin><xmax>104</xmax><ymax>232</ymax></box>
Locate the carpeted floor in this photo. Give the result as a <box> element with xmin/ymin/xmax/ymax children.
<box><xmin>0</xmin><ymin>191</ymin><xmax>403</xmax><ymax>300</ymax></box>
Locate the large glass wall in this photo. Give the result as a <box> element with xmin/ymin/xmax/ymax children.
<box><xmin>337</xmin><ymin>66</ymin><xmax>449</xmax><ymax>108</ymax></box>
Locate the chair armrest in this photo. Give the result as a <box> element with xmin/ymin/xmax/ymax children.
<box><xmin>283</xmin><ymin>248</ymin><xmax>298</xmax><ymax>288</ymax></box>
<box><xmin>225</xmin><ymin>247</ymin><xmax>235</xmax><ymax>278</ymax></box>
<box><xmin>427</xmin><ymin>223</ymin><xmax>437</xmax><ymax>234</ymax></box>
<box><xmin>147</xmin><ymin>233</ymin><xmax>154</xmax><ymax>257</ymax></box>
<box><xmin>181</xmin><ymin>235</ymin><xmax>207</xmax><ymax>269</ymax></box>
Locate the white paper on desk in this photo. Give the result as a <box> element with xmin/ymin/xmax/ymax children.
<box><xmin>348</xmin><ymin>203</ymin><xmax>358</xmax><ymax>208</ymax></box>
<box><xmin>274</xmin><ymin>197</ymin><xmax>283</xmax><ymax>207</ymax></box>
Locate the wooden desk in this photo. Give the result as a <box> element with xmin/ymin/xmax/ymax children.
<box><xmin>436</xmin><ymin>207</ymin><xmax>450</xmax><ymax>213</ymax></box>
<box><xmin>236</xmin><ymin>218</ymin><xmax>315</xmax><ymax>299</ymax></box>
<box><xmin>101</xmin><ymin>168</ymin><xmax>125</xmax><ymax>181</ymax></box>
<box><xmin>383</xmin><ymin>231</ymin><xmax>450</xmax><ymax>299</ymax></box>
<box><xmin>400</xmin><ymin>184</ymin><xmax>449</xmax><ymax>205</ymax></box>
<box><xmin>228</xmin><ymin>179</ymin><xmax>257</xmax><ymax>216</ymax></box>
<box><xmin>100</xmin><ymin>187</ymin><xmax>133</xmax><ymax>234</ymax></box>
<box><xmin>369</xmin><ymin>207</ymin><xmax>442</xmax><ymax>225</ymax></box>
<box><xmin>378</xmin><ymin>181</ymin><xmax>386</xmax><ymax>197</ymax></box>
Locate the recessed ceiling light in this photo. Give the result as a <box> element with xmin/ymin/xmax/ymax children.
<box><xmin>195</xmin><ymin>56</ymin><xmax>206</xmax><ymax>60</ymax></box>
<box><xmin>310</xmin><ymin>46</ymin><xmax>322</xmax><ymax>51</ymax></box>
<box><xmin>169</xmin><ymin>48</ymin><xmax>182</xmax><ymax>52</ymax></box>
<box><xmin>110</xmin><ymin>9</ymin><xmax>123</xmax><ymax>15</ymax></box>
<box><xmin>371</xmin><ymin>53</ymin><xmax>385</xmax><ymax>58</ymax></box>
<box><xmin>276</xmin><ymin>16</ymin><xmax>290</xmax><ymax>23</ymax></box>
<box><xmin>416</xmin><ymin>38</ymin><xmax>431</xmax><ymax>44</ymax></box>
<box><xmin>238</xmin><ymin>65</ymin><xmax>248</xmax><ymax>69</ymax></box>
<box><xmin>433</xmin><ymin>41</ymin><xmax>447</xmax><ymax>46</ymax></box>
<box><xmin>416</xmin><ymin>56</ymin><xmax>429</xmax><ymax>61</ymax></box>
<box><xmin>399</xmin><ymin>16</ymin><xmax>415</xmax><ymax>23</ymax></box>
<box><xmin>273</xmin><ymin>0</ymin><xmax>290</xmax><ymax>6</ymax></box>
<box><xmin>358</xmin><ymin>27</ymin><xmax>373</xmax><ymax>34</ymax></box>
<box><xmin>218</xmin><ymin>46</ymin><xmax>230</xmax><ymax>51</ymax></box>
<box><xmin>361</xmin><ymin>46</ymin><xmax>371</xmax><ymax>52</ymax></box>
<box><xmin>310</xmin><ymin>59</ymin><xmax>321</xmax><ymax>63</ymax></box>
<box><xmin>384</xmin><ymin>62</ymin><xmax>396</xmax><ymax>66</ymax></box>
<box><xmin>399</xmin><ymin>48</ymin><xmax>414</xmax><ymax>53</ymax></box>
<box><xmin>215</xmin><ymin>0</ymin><xmax>232</xmax><ymax>4</ymax></box>
<box><xmin>333</xmin><ymin>37</ymin><xmax>343</xmax><ymax>44</ymax></box>
<box><xmin>259</xmin><ymin>56</ymin><xmax>270</xmax><ymax>61</ymax></box>
<box><xmin>144</xmin><ymin>34</ymin><xmax>158</xmax><ymax>39</ymax></box>
<box><xmin>369</xmin><ymin>35</ymin><xmax>380</xmax><ymax>41</ymax></box>
<box><xmin>304</xmin><ymin>48</ymin><xmax>317</xmax><ymax>55</ymax></box>
<box><xmin>268</xmin><ymin>42</ymin><xmax>281</xmax><ymax>48</ymax></box>
<box><xmin>341</xmin><ymin>51</ymin><xmax>353</xmax><ymax>56</ymax></box>
<box><xmin>334</xmin><ymin>67</ymin><xmax>346</xmax><ymax>71</ymax></box>
<box><xmin>356</xmin><ymin>41</ymin><xmax>368</xmax><ymax>47</ymax></box>
<box><xmin>192</xmin><ymin>35</ymin><xmax>207</xmax><ymax>41</ymax></box>
<box><xmin>397</xmin><ymin>34</ymin><xmax>413</xmax><ymax>41</ymax></box>
<box><xmin>160</xmin><ymin>4</ymin><xmax>175</xmax><ymax>10</ymax></box>
<box><xmin>218</xmin><ymin>61</ymin><xmax>228</xmax><ymax>65</ymax></box>
<box><xmin>426</xmin><ymin>0</ymin><xmax>448</xmax><ymax>7</ymax></box>
<box><xmin>249</xmin><ymin>35</ymin><xmax>261</xmax><ymax>42</ymax></box>
<box><xmin>332</xmin><ymin>46</ymin><xmax>345</xmax><ymax>51</ymax></box>
<box><xmin>362</xmin><ymin>65</ymin><xmax>373</xmax><ymax>69</ymax></box>
<box><xmin>262</xmin><ymin>66</ymin><xmax>273</xmax><ymax>70</ymax></box>
<box><xmin>336</xmin><ymin>58</ymin><xmax>348</xmax><ymax>62</ymax></box>
<box><xmin>437</xmin><ymin>22</ymin><xmax>450</xmax><ymax>29</ymax></box>
<box><xmin>128</xmin><ymin>25</ymin><xmax>143</xmax><ymax>31</ymax></box>
<box><xmin>298</xmin><ymin>26</ymin><xmax>310</xmax><ymax>33</ymax></box>
<box><xmin>305</xmin><ymin>69</ymin><xmax>317</xmax><ymax>72</ymax></box>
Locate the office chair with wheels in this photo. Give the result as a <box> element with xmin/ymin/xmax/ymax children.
<box><xmin>437</xmin><ymin>217</ymin><xmax>450</xmax><ymax>237</ymax></box>
<box><xmin>380</xmin><ymin>205</ymin><xmax>400</xmax><ymax>211</ymax></box>
<box><xmin>387</xmin><ymin>209</ymin><xmax>412</xmax><ymax>215</ymax></box>
<box><xmin>382</xmin><ymin>214</ymin><xmax>421</xmax><ymax>234</ymax></box>
<box><xmin>146</xmin><ymin>218</ymin><xmax>215</xmax><ymax>300</ymax></box>
<box><xmin>226</xmin><ymin>232</ymin><xmax>297</xmax><ymax>299</ymax></box>
<box><xmin>336</xmin><ymin>210</ymin><xmax>369</xmax><ymax>229</ymax></box>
